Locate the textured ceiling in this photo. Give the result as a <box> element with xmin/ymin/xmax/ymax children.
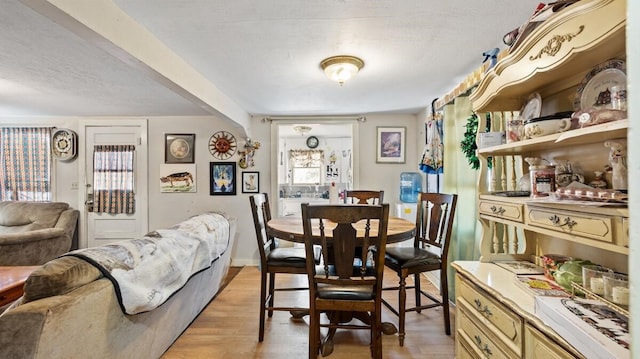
<box><xmin>1</xmin><ymin>0</ymin><xmax>544</xmax><ymax>124</ymax></box>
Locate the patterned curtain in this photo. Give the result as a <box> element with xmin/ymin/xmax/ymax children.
<box><xmin>0</xmin><ymin>127</ymin><xmax>52</xmax><ymax>201</ymax></box>
<box><xmin>93</xmin><ymin>145</ymin><xmax>135</xmax><ymax>214</ymax></box>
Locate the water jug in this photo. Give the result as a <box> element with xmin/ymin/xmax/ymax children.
<box><xmin>400</xmin><ymin>172</ymin><xmax>422</xmax><ymax>203</ymax></box>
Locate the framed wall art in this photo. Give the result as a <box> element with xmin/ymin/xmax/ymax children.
<box><xmin>376</xmin><ymin>126</ymin><xmax>406</xmax><ymax>163</ymax></box>
<box><xmin>159</xmin><ymin>164</ymin><xmax>196</xmax><ymax>193</ymax></box>
<box><xmin>209</xmin><ymin>162</ymin><xmax>236</xmax><ymax>195</ymax></box>
<box><xmin>241</xmin><ymin>171</ymin><xmax>260</xmax><ymax>193</ymax></box>
<box><xmin>165</xmin><ymin>133</ymin><xmax>195</xmax><ymax>163</ymax></box>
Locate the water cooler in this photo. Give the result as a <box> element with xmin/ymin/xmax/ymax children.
<box><xmin>394</xmin><ymin>172</ymin><xmax>422</xmax><ymax>247</ymax></box>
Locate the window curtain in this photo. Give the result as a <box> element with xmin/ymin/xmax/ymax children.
<box><xmin>93</xmin><ymin>145</ymin><xmax>135</xmax><ymax>214</ymax></box>
<box><xmin>289</xmin><ymin>149</ymin><xmax>324</xmax><ymax>167</ymax></box>
<box><xmin>0</xmin><ymin>127</ymin><xmax>52</xmax><ymax>201</ymax></box>
<box><xmin>441</xmin><ymin>96</ymin><xmax>483</xmax><ymax>302</ymax></box>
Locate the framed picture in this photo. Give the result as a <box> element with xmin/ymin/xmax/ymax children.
<box><xmin>241</xmin><ymin>171</ymin><xmax>260</xmax><ymax>193</ymax></box>
<box><xmin>376</xmin><ymin>126</ymin><xmax>406</xmax><ymax>163</ymax></box>
<box><xmin>210</xmin><ymin>162</ymin><xmax>236</xmax><ymax>195</ymax></box>
<box><xmin>160</xmin><ymin>164</ymin><xmax>196</xmax><ymax>193</ymax></box>
<box><xmin>165</xmin><ymin>134</ymin><xmax>195</xmax><ymax>163</ymax></box>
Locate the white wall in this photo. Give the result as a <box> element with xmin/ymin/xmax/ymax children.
<box><xmin>1</xmin><ymin>112</ymin><xmax>424</xmax><ymax>266</ymax></box>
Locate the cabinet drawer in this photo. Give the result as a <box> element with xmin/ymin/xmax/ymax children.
<box><xmin>479</xmin><ymin>200</ymin><xmax>524</xmax><ymax>222</ymax></box>
<box><xmin>458</xmin><ymin>304</ymin><xmax>517</xmax><ymax>359</ymax></box>
<box><xmin>524</xmin><ymin>324</ymin><xmax>581</xmax><ymax>359</ymax></box>
<box><xmin>526</xmin><ymin>206</ymin><xmax>613</xmax><ymax>243</ymax></box>
<box><xmin>622</xmin><ymin>217</ymin><xmax>629</xmax><ymax>248</ymax></box>
<box><xmin>456</xmin><ymin>330</ymin><xmax>480</xmax><ymax>359</ymax></box>
<box><xmin>457</xmin><ymin>276</ymin><xmax>523</xmax><ymax>354</ymax></box>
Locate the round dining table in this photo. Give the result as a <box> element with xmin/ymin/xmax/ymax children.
<box><xmin>266</xmin><ymin>216</ymin><xmax>416</xmax><ymax>244</ymax></box>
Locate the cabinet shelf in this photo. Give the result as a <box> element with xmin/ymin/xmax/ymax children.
<box><xmin>478</xmin><ymin>119</ymin><xmax>628</xmax><ymax>156</ymax></box>
<box><xmin>470</xmin><ymin>0</ymin><xmax>626</xmax><ymax>113</ymax></box>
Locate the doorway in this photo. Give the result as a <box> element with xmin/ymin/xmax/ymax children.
<box><xmin>78</xmin><ymin>119</ymin><xmax>148</xmax><ymax>248</ymax></box>
<box><xmin>271</xmin><ymin>121</ymin><xmax>358</xmax><ymax>218</ymax></box>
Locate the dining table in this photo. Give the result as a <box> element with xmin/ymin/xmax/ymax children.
<box><xmin>266</xmin><ymin>214</ymin><xmax>416</xmax><ymax>355</ymax></box>
<box><xmin>266</xmin><ymin>215</ymin><xmax>416</xmax><ymax>245</ymax></box>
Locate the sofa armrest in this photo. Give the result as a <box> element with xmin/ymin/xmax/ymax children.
<box><xmin>0</xmin><ymin>228</ymin><xmax>65</xmax><ymax>245</ymax></box>
<box><xmin>55</xmin><ymin>209</ymin><xmax>79</xmax><ymax>237</ymax></box>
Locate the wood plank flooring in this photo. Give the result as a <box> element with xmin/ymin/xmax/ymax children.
<box><xmin>162</xmin><ymin>266</ymin><xmax>455</xmax><ymax>358</ymax></box>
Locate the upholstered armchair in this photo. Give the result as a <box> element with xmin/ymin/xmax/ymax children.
<box><xmin>0</xmin><ymin>201</ymin><xmax>79</xmax><ymax>266</ymax></box>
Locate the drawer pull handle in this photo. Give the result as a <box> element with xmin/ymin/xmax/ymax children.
<box><xmin>474</xmin><ymin>335</ymin><xmax>493</xmax><ymax>357</ymax></box>
<box><xmin>490</xmin><ymin>205</ymin><xmax>506</xmax><ymax>215</ymax></box>
<box><xmin>548</xmin><ymin>214</ymin><xmax>577</xmax><ymax>229</ymax></box>
<box><xmin>473</xmin><ymin>298</ymin><xmax>493</xmax><ymax>317</ymax></box>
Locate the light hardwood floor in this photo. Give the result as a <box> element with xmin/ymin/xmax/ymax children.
<box><xmin>162</xmin><ymin>266</ymin><xmax>455</xmax><ymax>358</ymax></box>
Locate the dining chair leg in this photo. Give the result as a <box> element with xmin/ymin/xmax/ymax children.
<box><xmin>398</xmin><ymin>276</ymin><xmax>407</xmax><ymax>347</ymax></box>
<box><xmin>268</xmin><ymin>272</ymin><xmax>276</xmax><ymax>317</ymax></box>
<box><xmin>414</xmin><ymin>273</ymin><xmax>422</xmax><ymax>313</ymax></box>
<box><xmin>441</xmin><ymin>269</ymin><xmax>451</xmax><ymax>335</ymax></box>
<box><xmin>309</xmin><ymin>306</ymin><xmax>320</xmax><ymax>359</ymax></box>
<box><xmin>372</xmin><ymin>312</ymin><xmax>382</xmax><ymax>359</ymax></box>
<box><xmin>259</xmin><ymin>270</ymin><xmax>267</xmax><ymax>342</ymax></box>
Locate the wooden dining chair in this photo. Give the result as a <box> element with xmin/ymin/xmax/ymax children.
<box><xmin>343</xmin><ymin>190</ymin><xmax>384</xmax><ymax>205</ymax></box>
<box><xmin>380</xmin><ymin>192</ymin><xmax>457</xmax><ymax>346</ymax></box>
<box><xmin>301</xmin><ymin>203</ymin><xmax>390</xmax><ymax>359</ymax></box>
<box><xmin>250</xmin><ymin>193</ymin><xmax>317</xmax><ymax>342</ymax></box>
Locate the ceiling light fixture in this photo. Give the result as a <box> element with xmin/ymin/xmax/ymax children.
<box><xmin>320</xmin><ymin>55</ymin><xmax>364</xmax><ymax>85</ymax></box>
<box><xmin>293</xmin><ymin>125</ymin><xmax>312</xmax><ymax>136</ymax></box>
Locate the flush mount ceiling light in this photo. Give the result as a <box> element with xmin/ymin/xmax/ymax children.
<box><xmin>293</xmin><ymin>125</ymin><xmax>312</xmax><ymax>136</ymax></box>
<box><xmin>320</xmin><ymin>55</ymin><xmax>364</xmax><ymax>85</ymax></box>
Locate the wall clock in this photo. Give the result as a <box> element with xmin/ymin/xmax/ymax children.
<box><xmin>51</xmin><ymin>128</ymin><xmax>77</xmax><ymax>161</ymax></box>
<box><xmin>208</xmin><ymin>131</ymin><xmax>237</xmax><ymax>160</ymax></box>
<box><xmin>306</xmin><ymin>136</ymin><xmax>319</xmax><ymax>149</ymax></box>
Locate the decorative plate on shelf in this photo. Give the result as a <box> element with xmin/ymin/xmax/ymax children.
<box><xmin>574</xmin><ymin>59</ymin><xmax>626</xmax><ymax>111</ymax></box>
<box><xmin>520</xmin><ymin>92</ymin><xmax>542</xmax><ymax>123</ymax></box>
<box><xmin>208</xmin><ymin>131</ymin><xmax>237</xmax><ymax>160</ymax></box>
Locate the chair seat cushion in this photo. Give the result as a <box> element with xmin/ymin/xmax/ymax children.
<box><xmin>317</xmin><ymin>283</ymin><xmax>374</xmax><ymax>300</ymax></box>
<box><xmin>267</xmin><ymin>247</ymin><xmax>307</xmax><ymax>267</ymax></box>
<box><xmin>384</xmin><ymin>247</ymin><xmax>441</xmax><ymax>269</ymax></box>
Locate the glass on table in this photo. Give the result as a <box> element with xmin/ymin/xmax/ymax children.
<box><xmin>581</xmin><ymin>265</ymin><xmax>613</xmax><ymax>295</ymax></box>
<box><xmin>604</xmin><ymin>273</ymin><xmax>629</xmax><ymax>305</ymax></box>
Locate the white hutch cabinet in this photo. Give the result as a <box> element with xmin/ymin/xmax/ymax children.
<box><xmin>452</xmin><ymin>0</ymin><xmax>628</xmax><ymax>357</ymax></box>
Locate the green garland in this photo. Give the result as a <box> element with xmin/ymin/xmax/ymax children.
<box><xmin>460</xmin><ymin>113</ymin><xmax>492</xmax><ymax>170</ymax></box>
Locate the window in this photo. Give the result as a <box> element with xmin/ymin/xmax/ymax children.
<box><xmin>92</xmin><ymin>145</ymin><xmax>136</xmax><ymax>214</ymax></box>
<box><xmin>289</xmin><ymin>149</ymin><xmax>324</xmax><ymax>185</ymax></box>
<box><xmin>292</xmin><ymin>167</ymin><xmax>322</xmax><ymax>185</ymax></box>
<box><xmin>0</xmin><ymin>127</ymin><xmax>52</xmax><ymax>201</ymax></box>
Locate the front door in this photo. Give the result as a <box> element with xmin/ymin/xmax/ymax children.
<box><xmin>78</xmin><ymin>120</ymin><xmax>148</xmax><ymax>248</ymax></box>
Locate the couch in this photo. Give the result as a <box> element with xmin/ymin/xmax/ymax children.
<box><xmin>0</xmin><ymin>201</ymin><xmax>79</xmax><ymax>266</ymax></box>
<box><xmin>0</xmin><ymin>212</ymin><xmax>237</xmax><ymax>359</ymax></box>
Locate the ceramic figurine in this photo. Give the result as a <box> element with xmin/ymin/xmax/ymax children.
<box><xmin>604</xmin><ymin>139</ymin><xmax>627</xmax><ymax>191</ymax></box>
<box><xmin>482</xmin><ymin>48</ymin><xmax>500</xmax><ymax>72</ymax></box>
<box><xmin>589</xmin><ymin>171</ymin><xmax>607</xmax><ymax>189</ymax></box>
<box><xmin>238</xmin><ymin>138</ymin><xmax>260</xmax><ymax>169</ymax></box>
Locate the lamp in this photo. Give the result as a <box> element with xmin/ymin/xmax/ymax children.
<box><xmin>293</xmin><ymin>125</ymin><xmax>312</xmax><ymax>136</ymax></box>
<box><xmin>320</xmin><ymin>55</ymin><xmax>364</xmax><ymax>85</ymax></box>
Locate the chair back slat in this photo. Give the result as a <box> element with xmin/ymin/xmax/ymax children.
<box><xmin>250</xmin><ymin>193</ymin><xmax>277</xmax><ymax>263</ymax></box>
<box><xmin>302</xmin><ymin>203</ymin><xmax>390</xmax><ymax>290</ymax></box>
<box><xmin>344</xmin><ymin>190</ymin><xmax>384</xmax><ymax>205</ymax></box>
<box><xmin>415</xmin><ymin>193</ymin><xmax>457</xmax><ymax>260</ymax></box>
